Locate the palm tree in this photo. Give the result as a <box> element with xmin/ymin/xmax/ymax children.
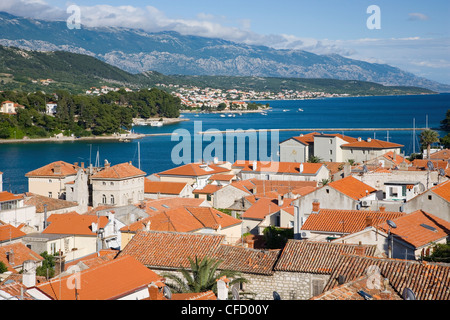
<box><xmin>162</xmin><ymin>256</ymin><xmax>248</xmax><ymax>295</ymax></box>
<box><xmin>420</xmin><ymin>129</ymin><xmax>440</xmax><ymax>159</ymax></box>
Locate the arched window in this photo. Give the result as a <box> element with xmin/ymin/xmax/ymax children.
<box><xmin>102</xmin><ymin>194</ymin><xmax>107</xmax><ymax>204</ymax></box>
<box><xmin>110</xmin><ymin>195</ymin><xmax>115</xmax><ymax>204</ymax></box>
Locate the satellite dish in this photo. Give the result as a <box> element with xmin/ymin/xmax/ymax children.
<box><xmin>427</xmin><ymin>161</ymin><xmax>435</xmax><ymax>171</ymax></box>
<box><xmin>273</xmin><ymin>291</ymin><xmax>281</xmax><ymax>300</ymax></box>
<box><xmin>439</xmin><ymin>168</ymin><xmax>446</xmax><ymax>176</ymax></box>
<box><xmin>402</xmin><ymin>288</ymin><xmax>416</xmax><ymax>300</ymax></box>
<box><xmin>163</xmin><ymin>286</ymin><xmax>172</xmax><ymax>300</ymax></box>
<box><xmin>387</xmin><ymin>220</ymin><xmax>397</xmax><ymax>229</ymax></box>
<box><xmin>231</xmin><ymin>285</ymin><xmax>240</xmax><ymax>300</ymax></box>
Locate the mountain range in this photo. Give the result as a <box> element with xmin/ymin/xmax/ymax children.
<box><xmin>0</xmin><ymin>11</ymin><xmax>449</xmax><ymax>93</ymax></box>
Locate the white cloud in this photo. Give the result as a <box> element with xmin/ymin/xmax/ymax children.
<box><xmin>408</xmin><ymin>13</ymin><xmax>429</xmax><ymax>21</ymax></box>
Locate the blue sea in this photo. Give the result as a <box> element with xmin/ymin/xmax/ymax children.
<box><xmin>1</xmin><ymin>93</ymin><xmax>449</xmax><ymax>193</ymax></box>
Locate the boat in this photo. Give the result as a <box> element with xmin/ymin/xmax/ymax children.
<box><xmin>220</xmin><ymin>114</ymin><xmax>226</xmax><ymax>117</ymax></box>
<box><xmin>150</xmin><ymin>121</ymin><xmax>163</xmax><ymax>127</ymax></box>
<box><xmin>298</xmin><ymin>108</ymin><xmax>304</xmax><ymax>112</ymax></box>
<box><xmin>283</xmin><ymin>109</ymin><xmax>289</xmax><ymax>112</ymax></box>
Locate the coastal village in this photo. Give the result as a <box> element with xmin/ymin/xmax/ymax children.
<box><xmin>0</xmin><ymin>127</ymin><xmax>449</xmax><ymax>301</ymax></box>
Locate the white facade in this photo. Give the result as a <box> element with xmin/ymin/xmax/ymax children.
<box><xmin>279</xmin><ymin>138</ymin><xmax>310</xmax><ymax>163</ymax></box>
<box><xmin>92</xmin><ymin>176</ymin><xmax>145</xmax><ymax>207</ymax></box>
<box><xmin>28</xmin><ymin>175</ymin><xmax>77</xmax><ymax>200</ymax></box>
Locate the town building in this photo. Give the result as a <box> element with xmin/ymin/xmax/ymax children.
<box><xmin>90</xmin><ymin>161</ymin><xmax>146</xmax><ymax>207</ymax></box>
<box><xmin>0</xmin><ymin>191</ymin><xmax>36</xmax><ymax>230</ymax></box>
<box><xmin>144</xmin><ymin>180</ymin><xmax>193</xmax><ymax>199</ymax></box>
<box><xmin>0</xmin><ymin>101</ymin><xmax>25</xmax><ymax>114</ymax></box>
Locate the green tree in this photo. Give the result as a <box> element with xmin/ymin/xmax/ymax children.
<box><xmin>0</xmin><ymin>261</ymin><xmax>8</xmax><ymax>273</ymax></box>
<box><xmin>420</xmin><ymin>129</ymin><xmax>440</xmax><ymax>159</ymax></box>
<box><xmin>423</xmin><ymin>242</ymin><xmax>450</xmax><ymax>262</ymax></box>
<box><xmin>441</xmin><ymin>133</ymin><xmax>450</xmax><ymax>149</ymax></box>
<box><xmin>263</xmin><ymin>226</ymin><xmax>293</xmax><ymax>249</ymax></box>
<box><xmin>308</xmin><ymin>155</ymin><xmax>322</xmax><ymax>163</ymax></box>
<box><xmin>162</xmin><ymin>256</ymin><xmax>247</xmax><ymax>295</ymax></box>
<box><xmin>36</xmin><ymin>251</ymin><xmax>56</xmax><ymax>278</ymax></box>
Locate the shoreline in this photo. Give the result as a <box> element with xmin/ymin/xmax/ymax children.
<box><xmin>0</xmin><ymin>133</ymin><xmax>146</xmax><ymax>144</ymax></box>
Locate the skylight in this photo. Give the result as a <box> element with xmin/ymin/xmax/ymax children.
<box><xmin>420</xmin><ymin>223</ymin><xmax>437</xmax><ymax>232</ymax></box>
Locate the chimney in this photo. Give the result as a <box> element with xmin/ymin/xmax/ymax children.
<box><xmin>252</xmin><ymin>160</ymin><xmax>257</xmax><ymax>171</ymax></box>
<box><xmin>355</xmin><ymin>242</ymin><xmax>365</xmax><ymax>255</ymax></box>
<box><xmin>299</xmin><ymin>163</ymin><xmax>304</xmax><ymax>173</ymax></box>
<box><xmin>278</xmin><ymin>194</ymin><xmax>284</xmax><ymax>207</ymax></box>
<box><xmin>380</xmin><ymin>278</ymin><xmax>392</xmax><ymax>300</ymax></box>
<box><xmin>312</xmin><ymin>200</ymin><xmax>320</xmax><ymax>213</ymax></box>
<box><xmin>393</xmin><ymin>151</ymin><xmax>397</xmax><ymax>162</ymax></box>
<box><xmin>246</xmin><ymin>239</ymin><xmax>255</xmax><ymax>249</ymax></box>
<box><xmin>367</xmin><ymin>138</ymin><xmax>371</xmax><ymax>142</ymax></box>
<box><xmin>337</xmin><ymin>275</ymin><xmax>346</xmax><ymax>285</ymax></box>
<box><xmin>6</xmin><ymin>250</ymin><xmax>14</xmax><ymax>266</ymax></box>
<box><xmin>148</xmin><ymin>284</ymin><xmax>164</xmax><ymax>300</ymax></box>
<box><xmin>144</xmin><ymin>220</ymin><xmax>151</xmax><ymax>231</ymax></box>
<box><xmin>74</xmin><ymin>162</ymin><xmax>78</xmax><ymax>167</ymax></box>
<box><xmin>379</xmin><ymin>206</ymin><xmax>386</xmax><ymax>213</ymax></box>
<box><xmin>81</xmin><ymin>162</ymin><xmax>85</xmax><ymax>169</ymax></box>
<box><xmin>91</xmin><ymin>222</ymin><xmax>98</xmax><ymax>233</ymax></box>
<box><xmin>217</xmin><ymin>277</ymin><xmax>229</xmax><ymax>300</ymax></box>
<box><xmin>22</xmin><ymin>260</ymin><xmax>36</xmax><ymax>288</ymax></box>
<box><xmin>54</xmin><ymin>163</ymin><xmax>61</xmax><ymax>175</ymax></box>
<box><xmin>357</xmin><ymin>137</ymin><xmax>362</xmax><ymax>142</ymax></box>
<box><xmin>54</xmin><ymin>254</ymin><xmax>66</xmax><ymax>277</ymax></box>
<box><xmin>365</xmin><ymin>216</ymin><xmax>373</xmax><ymax>228</ymax></box>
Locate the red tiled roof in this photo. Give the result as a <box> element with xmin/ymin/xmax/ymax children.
<box><xmin>0</xmin><ymin>224</ymin><xmax>26</xmax><ymax>242</ymax></box>
<box><xmin>25</xmin><ymin>161</ymin><xmax>78</xmax><ymax>178</ymax></box>
<box><xmin>324</xmin><ymin>254</ymin><xmax>450</xmax><ymax>300</ymax></box>
<box><xmin>64</xmin><ymin>249</ymin><xmax>119</xmax><ymax>271</ymax></box>
<box><xmin>144</xmin><ymin>180</ymin><xmax>187</xmax><ymax>195</ymax></box>
<box><xmin>429</xmin><ymin>148</ymin><xmax>450</xmax><ymax>160</ymax></box>
<box><xmin>301</xmin><ymin>208</ymin><xmax>405</xmax><ymax>234</ymax></box>
<box><xmin>327</xmin><ymin>176</ymin><xmax>377</xmax><ymax>200</ymax></box>
<box><xmin>136</xmin><ymin>197</ymin><xmax>208</xmax><ymax>216</ymax></box>
<box><xmin>412</xmin><ymin>159</ymin><xmax>449</xmax><ymax>170</ymax></box>
<box><xmin>382</xmin><ymin>151</ymin><xmax>411</xmax><ymax>165</ymax></box>
<box><xmin>288</xmin><ymin>132</ymin><xmax>320</xmax><ymax>145</ymax></box>
<box><xmin>315</xmin><ymin>133</ymin><xmax>359</xmax><ymax>144</ymax></box>
<box><xmin>121</xmin><ymin>206</ymin><xmax>241</xmax><ymax>233</ymax></box>
<box><xmin>0</xmin><ymin>242</ymin><xmax>43</xmax><ymax>272</ymax></box>
<box><xmin>341</xmin><ymin>138</ymin><xmax>403</xmax><ymax>149</ymax></box>
<box><xmin>378</xmin><ymin>210</ymin><xmax>450</xmax><ymax>249</ymax></box>
<box><xmin>91</xmin><ymin>162</ymin><xmax>146</xmax><ymax>179</ymax></box>
<box><xmin>430</xmin><ymin>180</ymin><xmax>450</xmax><ymax>202</ymax></box>
<box><xmin>193</xmin><ymin>184</ymin><xmax>222</xmax><ymax>194</ymax></box>
<box><xmin>158</xmin><ymin>162</ymin><xmax>230</xmax><ymax>177</ymax></box>
<box><xmin>241</xmin><ymin>197</ymin><xmax>282</xmax><ymax>220</ymax></box>
<box><xmin>233</xmin><ymin>160</ymin><xmax>324</xmax><ymax>175</ymax></box>
<box><xmin>118</xmin><ymin>230</ymin><xmax>225</xmax><ymax>269</ymax></box>
<box><xmin>212</xmin><ymin>244</ymin><xmax>280</xmax><ymax>275</ymax></box>
<box><xmin>36</xmin><ymin>255</ymin><xmax>163</xmax><ymax>300</ymax></box>
<box><xmin>274</xmin><ymin>240</ymin><xmax>378</xmax><ymax>273</ymax></box>
<box><xmin>0</xmin><ymin>191</ymin><xmax>23</xmax><ymax>203</ymax></box>
<box><xmin>209</xmin><ymin>174</ymin><xmax>235</xmax><ymax>181</ymax></box>
<box><xmin>24</xmin><ymin>192</ymin><xmax>78</xmax><ymax>213</ymax></box>
<box><xmin>43</xmin><ymin>212</ymin><xmax>109</xmax><ymax>236</ymax></box>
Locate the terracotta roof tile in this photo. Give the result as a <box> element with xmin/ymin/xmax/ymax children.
<box><xmin>233</xmin><ymin>160</ymin><xmax>324</xmax><ymax>175</ymax></box>
<box><xmin>136</xmin><ymin>197</ymin><xmax>208</xmax><ymax>216</ymax></box>
<box><xmin>25</xmin><ymin>161</ymin><xmax>78</xmax><ymax>178</ymax></box>
<box><xmin>193</xmin><ymin>184</ymin><xmax>223</xmax><ymax>194</ymax></box>
<box><xmin>0</xmin><ymin>191</ymin><xmax>23</xmax><ymax>203</ymax></box>
<box><xmin>209</xmin><ymin>174</ymin><xmax>235</xmax><ymax>181</ymax></box>
<box><xmin>378</xmin><ymin>210</ymin><xmax>450</xmax><ymax>249</ymax></box>
<box><xmin>341</xmin><ymin>138</ymin><xmax>403</xmax><ymax>149</ymax></box>
<box><xmin>144</xmin><ymin>180</ymin><xmax>187</xmax><ymax>195</ymax></box>
<box><xmin>274</xmin><ymin>240</ymin><xmax>378</xmax><ymax>273</ymax></box>
<box><xmin>24</xmin><ymin>192</ymin><xmax>78</xmax><ymax>213</ymax></box>
<box><xmin>36</xmin><ymin>255</ymin><xmax>163</xmax><ymax>300</ymax></box>
<box><xmin>118</xmin><ymin>230</ymin><xmax>225</xmax><ymax>269</ymax></box>
<box><xmin>0</xmin><ymin>224</ymin><xmax>26</xmax><ymax>242</ymax></box>
<box><xmin>0</xmin><ymin>242</ymin><xmax>43</xmax><ymax>272</ymax></box>
<box><xmin>301</xmin><ymin>208</ymin><xmax>405</xmax><ymax>234</ymax></box>
<box><xmin>430</xmin><ymin>180</ymin><xmax>450</xmax><ymax>202</ymax></box>
<box><xmin>212</xmin><ymin>244</ymin><xmax>280</xmax><ymax>275</ymax></box>
<box><xmin>241</xmin><ymin>197</ymin><xmax>282</xmax><ymax>220</ymax></box>
<box><xmin>324</xmin><ymin>254</ymin><xmax>450</xmax><ymax>300</ymax></box>
<box><xmin>412</xmin><ymin>159</ymin><xmax>449</xmax><ymax>170</ymax></box>
<box><xmin>158</xmin><ymin>162</ymin><xmax>230</xmax><ymax>177</ymax></box>
<box><xmin>43</xmin><ymin>212</ymin><xmax>109</xmax><ymax>236</ymax></box>
<box><xmin>430</xmin><ymin>148</ymin><xmax>450</xmax><ymax>160</ymax></box>
<box><xmin>91</xmin><ymin>162</ymin><xmax>146</xmax><ymax>179</ymax></box>
<box><xmin>327</xmin><ymin>176</ymin><xmax>377</xmax><ymax>200</ymax></box>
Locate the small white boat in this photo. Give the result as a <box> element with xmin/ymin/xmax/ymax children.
<box><xmin>298</xmin><ymin>108</ymin><xmax>304</xmax><ymax>112</ymax></box>
<box><xmin>150</xmin><ymin>121</ymin><xmax>163</xmax><ymax>127</ymax></box>
<box><xmin>220</xmin><ymin>114</ymin><xmax>226</xmax><ymax>117</ymax></box>
<box><xmin>283</xmin><ymin>109</ymin><xmax>289</xmax><ymax>112</ymax></box>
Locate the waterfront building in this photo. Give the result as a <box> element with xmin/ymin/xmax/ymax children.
<box><xmin>90</xmin><ymin>161</ymin><xmax>146</xmax><ymax>207</ymax></box>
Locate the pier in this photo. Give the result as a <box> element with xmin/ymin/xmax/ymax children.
<box><xmin>197</xmin><ymin>128</ymin><xmax>429</xmax><ymax>134</ymax></box>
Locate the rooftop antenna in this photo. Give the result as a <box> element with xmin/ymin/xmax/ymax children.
<box><xmin>387</xmin><ymin>220</ymin><xmax>397</xmax><ymax>258</ymax></box>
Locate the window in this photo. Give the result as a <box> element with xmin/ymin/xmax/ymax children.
<box><xmin>110</xmin><ymin>182</ymin><xmax>114</xmax><ymax>186</ymax></box>
<box><xmin>207</xmin><ymin>194</ymin><xmax>211</xmax><ymax>201</ymax></box>
<box><xmin>103</xmin><ymin>182</ymin><xmax>106</xmax><ymax>186</ymax></box>
<box><xmin>110</xmin><ymin>195</ymin><xmax>115</xmax><ymax>204</ymax></box>
<box><xmin>48</xmin><ymin>192</ymin><xmax>52</xmax><ymax>198</ymax></box>
<box><xmin>102</xmin><ymin>194</ymin><xmax>107</xmax><ymax>204</ymax></box>
<box><xmin>329</xmin><ymin>139</ymin><xmax>333</xmax><ymax>144</ymax></box>
<box><xmin>48</xmin><ymin>179</ymin><xmax>52</xmax><ymax>183</ymax></box>
<box><xmin>195</xmin><ymin>194</ymin><xmax>199</xmax><ymax>199</ymax></box>
<box><xmin>329</xmin><ymin>150</ymin><xmax>333</xmax><ymax>155</ymax></box>
<box><xmin>428</xmin><ymin>195</ymin><xmax>432</xmax><ymax>200</ymax></box>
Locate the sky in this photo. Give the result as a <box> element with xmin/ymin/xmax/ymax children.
<box><xmin>1</xmin><ymin>0</ymin><xmax>449</xmax><ymax>84</ymax></box>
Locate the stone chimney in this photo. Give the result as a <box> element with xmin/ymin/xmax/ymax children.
<box><xmin>22</xmin><ymin>260</ymin><xmax>36</xmax><ymax>288</ymax></box>
<box><xmin>312</xmin><ymin>200</ymin><xmax>320</xmax><ymax>213</ymax></box>
<box><xmin>278</xmin><ymin>194</ymin><xmax>284</xmax><ymax>207</ymax></box>
<box><xmin>54</xmin><ymin>163</ymin><xmax>61</xmax><ymax>175</ymax></box>
<box><xmin>104</xmin><ymin>159</ymin><xmax>110</xmax><ymax>169</ymax></box>
<box><xmin>54</xmin><ymin>254</ymin><xmax>66</xmax><ymax>277</ymax></box>
<box><xmin>144</xmin><ymin>220</ymin><xmax>151</xmax><ymax>231</ymax></box>
<box><xmin>365</xmin><ymin>216</ymin><xmax>373</xmax><ymax>228</ymax></box>
<box><xmin>6</xmin><ymin>250</ymin><xmax>14</xmax><ymax>266</ymax></box>
<box><xmin>354</xmin><ymin>242</ymin><xmax>365</xmax><ymax>256</ymax></box>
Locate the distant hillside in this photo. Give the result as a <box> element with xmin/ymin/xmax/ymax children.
<box><xmin>0</xmin><ymin>11</ymin><xmax>448</xmax><ymax>93</ymax></box>
<box><xmin>0</xmin><ymin>45</ymin><xmax>435</xmax><ymax>96</ymax></box>
<box><xmin>0</xmin><ymin>45</ymin><xmax>150</xmax><ymax>93</ymax></box>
